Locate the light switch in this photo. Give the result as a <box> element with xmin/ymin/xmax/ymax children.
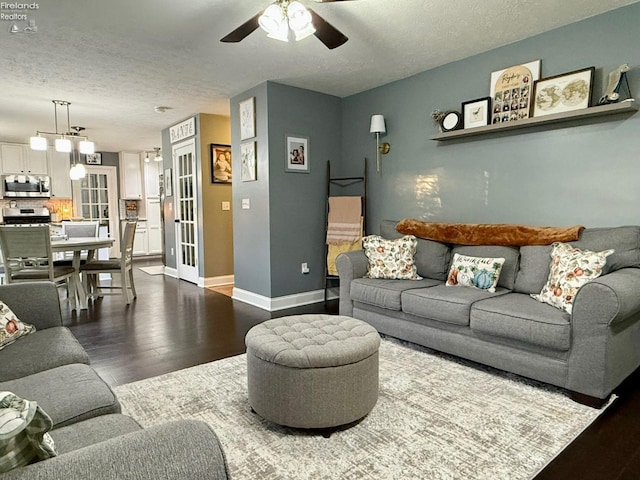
<box><xmin>242</xmin><ymin>198</ymin><xmax>250</xmax><ymax>209</ymax></box>
<box><xmin>221</xmin><ymin>201</ymin><xmax>230</xmax><ymax>211</ymax></box>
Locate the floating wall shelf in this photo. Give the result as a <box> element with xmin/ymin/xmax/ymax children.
<box><xmin>430</xmin><ymin>100</ymin><xmax>638</xmax><ymax>141</ymax></box>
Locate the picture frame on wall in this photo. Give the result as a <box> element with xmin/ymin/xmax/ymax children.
<box><xmin>164</xmin><ymin>168</ymin><xmax>173</xmax><ymax>196</ymax></box>
<box><xmin>210</xmin><ymin>144</ymin><xmax>232</xmax><ymax>184</ymax></box>
<box><xmin>490</xmin><ymin>59</ymin><xmax>540</xmax><ymax>124</ymax></box>
<box><xmin>530</xmin><ymin>67</ymin><xmax>595</xmax><ymax>118</ymax></box>
<box><xmin>240</xmin><ymin>141</ymin><xmax>257</xmax><ymax>182</ymax></box>
<box><xmin>85</xmin><ymin>153</ymin><xmax>102</xmax><ymax>165</ymax></box>
<box><xmin>285</xmin><ymin>135</ymin><xmax>309</xmax><ymax>173</ymax></box>
<box><xmin>239</xmin><ymin>97</ymin><xmax>256</xmax><ymax>140</ymax></box>
<box><xmin>461</xmin><ymin>97</ymin><xmax>491</xmax><ymax>129</ymax></box>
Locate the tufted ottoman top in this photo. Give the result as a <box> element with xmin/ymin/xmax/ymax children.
<box><xmin>245</xmin><ymin>314</ymin><xmax>380</xmax><ymax>369</ymax></box>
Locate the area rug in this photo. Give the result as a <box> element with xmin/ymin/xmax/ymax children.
<box><xmin>138</xmin><ymin>265</ymin><xmax>165</xmax><ymax>275</ymax></box>
<box><xmin>114</xmin><ymin>338</ymin><xmax>610</xmax><ymax>480</ymax></box>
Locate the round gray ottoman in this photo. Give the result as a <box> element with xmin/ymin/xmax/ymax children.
<box><xmin>245</xmin><ymin>314</ymin><xmax>380</xmax><ymax>430</ymax></box>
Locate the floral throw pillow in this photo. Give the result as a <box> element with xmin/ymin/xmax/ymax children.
<box><xmin>446</xmin><ymin>253</ymin><xmax>505</xmax><ymax>293</ymax></box>
<box><xmin>531</xmin><ymin>242</ymin><xmax>614</xmax><ymax>314</ymax></box>
<box><xmin>362</xmin><ymin>235</ymin><xmax>422</xmax><ymax>280</ymax></box>
<box><xmin>0</xmin><ymin>302</ymin><xmax>35</xmax><ymax>350</ymax></box>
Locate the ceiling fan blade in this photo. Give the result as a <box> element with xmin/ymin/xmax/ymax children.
<box><xmin>309</xmin><ymin>9</ymin><xmax>348</xmax><ymax>49</ymax></box>
<box><xmin>220</xmin><ymin>12</ymin><xmax>262</xmax><ymax>43</ymax></box>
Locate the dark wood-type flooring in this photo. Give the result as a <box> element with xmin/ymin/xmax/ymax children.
<box><xmin>60</xmin><ymin>258</ymin><xmax>640</xmax><ymax>479</ymax></box>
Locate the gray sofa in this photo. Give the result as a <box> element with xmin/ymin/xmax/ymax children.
<box><xmin>0</xmin><ymin>282</ymin><xmax>230</xmax><ymax>479</ymax></box>
<box><xmin>337</xmin><ymin>220</ymin><xmax>640</xmax><ymax>406</ymax></box>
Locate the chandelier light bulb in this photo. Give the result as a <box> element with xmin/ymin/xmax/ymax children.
<box><xmin>30</xmin><ymin>135</ymin><xmax>47</xmax><ymax>151</ymax></box>
<box><xmin>78</xmin><ymin>140</ymin><xmax>95</xmax><ymax>155</ymax></box>
<box><xmin>55</xmin><ymin>137</ymin><xmax>72</xmax><ymax>153</ymax></box>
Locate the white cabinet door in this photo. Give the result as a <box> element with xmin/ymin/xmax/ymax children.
<box><xmin>0</xmin><ymin>143</ymin><xmax>48</xmax><ymax>174</ymax></box>
<box><xmin>146</xmin><ymin>198</ymin><xmax>162</xmax><ymax>254</ymax></box>
<box><xmin>144</xmin><ymin>161</ymin><xmax>161</xmax><ymax>198</ymax></box>
<box><xmin>120</xmin><ymin>152</ymin><xmax>142</xmax><ymax>199</ymax></box>
<box><xmin>1</xmin><ymin>144</ymin><xmax>26</xmax><ymax>173</ymax></box>
<box><xmin>26</xmin><ymin>149</ymin><xmax>48</xmax><ymax>174</ymax></box>
<box><xmin>133</xmin><ymin>221</ymin><xmax>148</xmax><ymax>255</ymax></box>
<box><xmin>48</xmin><ymin>149</ymin><xmax>72</xmax><ymax>198</ymax></box>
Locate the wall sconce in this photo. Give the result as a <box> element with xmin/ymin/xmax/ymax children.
<box><xmin>369</xmin><ymin>114</ymin><xmax>390</xmax><ymax>173</ymax></box>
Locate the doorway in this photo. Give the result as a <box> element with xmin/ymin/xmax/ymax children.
<box><xmin>72</xmin><ymin>166</ymin><xmax>119</xmax><ymax>257</ymax></box>
<box><xmin>173</xmin><ymin>139</ymin><xmax>199</xmax><ymax>284</ymax></box>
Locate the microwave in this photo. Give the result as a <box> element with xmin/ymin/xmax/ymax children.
<box><xmin>2</xmin><ymin>174</ymin><xmax>51</xmax><ymax>198</ymax></box>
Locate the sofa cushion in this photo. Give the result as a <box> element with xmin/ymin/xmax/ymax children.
<box><xmin>49</xmin><ymin>414</ymin><xmax>141</xmax><ymax>455</ymax></box>
<box><xmin>401</xmin><ymin>285</ymin><xmax>510</xmax><ymax>326</ymax></box>
<box><xmin>450</xmin><ymin>245</ymin><xmax>519</xmax><ymax>290</ymax></box>
<box><xmin>571</xmin><ymin>226</ymin><xmax>640</xmax><ymax>274</ymax></box>
<box><xmin>531</xmin><ymin>242</ymin><xmax>613</xmax><ymax>314</ymax></box>
<box><xmin>0</xmin><ymin>301</ymin><xmax>35</xmax><ymax>351</ymax></box>
<box><xmin>471</xmin><ymin>293</ymin><xmax>571</xmax><ymax>351</ymax></box>
<box><xmin>0</xmin><ymin>391</ymin><xmax>57</xmax><ymax>474</ymax></box>
<box><xmin>445</xmin><ymin>253</ymin><xmax>505</xmax><ymax>292</ymax></box>
<box><xmin>513</xmin><ymin>245</ymin><xmax>553</xmax><ymax>294</ymax></box>
<box><xmin>380</xmin><ymin>220</ymin><xmax>450</xmax><ymax>281</ymax></box>
<box><xmin>0</xmin><ymin>364</ymin><xmax>120</xmax><ymax>429</ymax></box>
<box><xmin>362</xmin><ymin>235</ymin><xmax>422</xmax><ymax>280</ymax></box>
<box><xmin>0</xmin><ymin>327</ymin><xmax>90</xmax><ymax>382</ymax></box>
<box><xmin>351</xmin><ymin>277</ymin><xmax>440</xmax><ymax>311</ymax></box>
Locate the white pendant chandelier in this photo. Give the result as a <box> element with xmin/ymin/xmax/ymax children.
<box><xmin>259</xmin><ymin>1</ymin><xmax>315</xmax><ymax>42</ymax></box>
<box><xmin>30</xmin><ymin>100</ymin><xmax>96</xmax><ymax>155</ymax></box>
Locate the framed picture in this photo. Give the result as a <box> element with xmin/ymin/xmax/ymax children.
<box><xmin>85</xmin><ymin>153</ymin><xmax>102</xmax><ymax>165</ymax></box>
<box><xmin>530</xmin><ymin>67</ymin><xmax>595</xmax><ymax>118</ymax></box>
<box><xmin>164</xmin><ymin>168</ymin><xmax>173</xmax><ymax>196</ymax></box>
<box><xmin>239</xmin><ymin>97</ymin><xmax>255</xmax><ymax>140</ymax></box>
<box><xmin>439</xmin><ymin>111</ymin><xmax>462</xmax><ymax>132</ymax></box>
<box><xmin>490</xmin><ymin>60</ymin><xmax>540</xmax><ymax>124</ymax></box>
<box><xmin>210</xmin><ymin>144</ymin><xmax>232</xmax><ymax>183</ymax></box>
<box><xmin>285</xmin><ymin>135</ymin><xmax>309</xmax><ymax>173</ymax></box>
<box><xmin>461</xmin><ymin>97</ymin><xmax>491</xmax><ymax>129</ymax></box>
<box><xmin>240</xmin><ymin>141</ymin><xmax>256</xmax><ymax>182</ymax></box>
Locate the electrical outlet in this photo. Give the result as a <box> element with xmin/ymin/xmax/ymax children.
<box><xmin>221</xmin><ymin>201</ymin><xmax>230</xmax><ymax>211</ymax></box>
<box><xmin>170</xmin><ymin>247</ymin><xmax>174</xmax><ymax>255</ymax></box>
<box><xmin>242</xmin><ymin>198</ymin><xmax>250</xmax><ymax>209</ymax></box>
<box><xmin>301</xmin><ymin>262</ymin><xmax>310</xmax><ymax>274</ymax></box>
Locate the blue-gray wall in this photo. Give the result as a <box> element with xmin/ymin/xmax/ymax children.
<box><xmin>231</xmin><ymin>3</ymin><xmax>640</xmax><ymax>301</ymax></box>
<box><xmin>231</xmin><ymin>82</ymin><xmax>341</xmax><ymax>297</ymax></box>
<box><xmin>342</xmin><ymin>3</ymin><xmax>640</xmax><ymax>233</ymax></box>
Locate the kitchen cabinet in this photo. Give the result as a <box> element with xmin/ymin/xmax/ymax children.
<box><xmin>144</xmin><ymin>160</ymin><xmax>161</xmax><ymax>198</ymax></box>
<box><xmin>146</xmin><ymin>198</ymin><xmax>162</xmax><ymax>254</ymax></box>
<box><xmin>133</xmin><ymin>220</ymin><xmax>148</xmax><ymax>256</ymax></box>
<box><xmin>119</xmin><ymin>152</ymin><xmax>143</xmax><ymax>199</ymax></box>
<box><xmin>48</xmin><ymin>149</ymin><xmax>72</xmax><ymax>198</ymax></box>
<box><xmin>0</xmin><ymin>143</ymin><xmax>48</xmax><ymax>175</ymax></box>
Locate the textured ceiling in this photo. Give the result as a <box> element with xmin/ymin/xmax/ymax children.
<box><xmin>0</xmin><ymin>0</ymin><xmax>637</xmax><ymax>152</ymax></box>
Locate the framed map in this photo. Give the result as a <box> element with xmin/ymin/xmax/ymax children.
<box><xmin>530</xmin><ymin>67</ymin><xmax>595</xmax><ymax>117</ymax></box>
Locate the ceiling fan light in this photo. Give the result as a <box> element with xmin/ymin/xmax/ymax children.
<box><xmin>55</xmin><ymin>137</ymin><xmax>72</xmax><ymax>153</ymax></box>
<box><xmin>287</xmin><ymin>1</ymin><xmax>312</xmax><ymax>31</ymax></box>
<box><xmin>267</xmin><ymin>21</ymin><xmax>290</xmax><ymax>42</ymax></box>
<box><xmin>294</xmin><ymin>23</ymin><xmax>315</xmax><ymax>41</ymax></box>
<box><xmin>30</xmin><ymin>135</ymin><xmax>47</xmax><ymax>151</ymax></box>
<box><xmin>78</xmin><ymin>140</ymin><xmax>95</xmax><ymax>155</ymax></box>
<box><xmin>259</xmin><ymin>4</ymin><xmax>285</xmax><ymax>35</ymax></box>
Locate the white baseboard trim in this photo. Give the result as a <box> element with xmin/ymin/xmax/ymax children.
<box><xmin>232</xmin><ymin>288</ymin><xmax>327</xmax><ymax>312</ymax></box>
<box><xmin>203</xmin><ymin>275</ymin><xmax>235</xmax><ymax>288</ymax></box>
<box><xmin>164</xmin><ymin>267</ymin><xmax>178</xmax><ymax>279</ymax></box>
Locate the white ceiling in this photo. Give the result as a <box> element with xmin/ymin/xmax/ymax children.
<box><xmin>1</xmin><ymin>0</ymin><xmax>637</xmax><ymax>152</ymax></box>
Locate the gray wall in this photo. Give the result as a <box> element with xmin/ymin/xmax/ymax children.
<box><xmin>231</xmin><ymin>82</ymin><xmax>342</xmax><ymax>297</ymax></box>
<box><xmin>342</xmin><ymin>3</ymin><xmax>640</xmax><ymax>233</ymax></box>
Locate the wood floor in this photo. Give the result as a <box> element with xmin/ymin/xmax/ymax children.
<box><xmin>60</xmin><ymin>259</ymin><xmax>640</xmax><ymax>479</ymax></box>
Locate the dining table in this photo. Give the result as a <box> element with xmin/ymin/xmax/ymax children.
<box><xmin>51</xmin><ymin>236</ymin><xmax>114</xmax><ymax>310</ymax></box>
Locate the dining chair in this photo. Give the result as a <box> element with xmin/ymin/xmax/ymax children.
<box><xmin>80</xmin><ymin>220</ymin><xmax>137</xmax><ymax>305</ymax></box>
<box><xmin>56</xmin><ymin>221</ymin><xmax>101</xmax><ymax>264</ymax></box>
<box><xmin>0</xmin><ymin>225</ymin><xmax>76</xmax><ymax>302</ymax></box>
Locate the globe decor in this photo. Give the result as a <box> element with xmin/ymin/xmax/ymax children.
<box><xmin>530</xmin><ymin>67</ymin><xmax>595</xmax><ymax>118</ymax></box>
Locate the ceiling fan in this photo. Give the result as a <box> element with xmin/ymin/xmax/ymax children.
<box><xmin>221</xmin><ymin>0</ymin><xmax>353</xmax><ymax>50</ymax></box>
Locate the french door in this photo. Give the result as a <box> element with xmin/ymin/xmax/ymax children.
<box><xmin>73</xmin><ymin>166</ymin><xmax>119</xmax><ymax>257</ymax></box>
<box><xmin>173</xmin><ymin>139</ymin><xmax>199</xmax><ymax>284</ymax></box>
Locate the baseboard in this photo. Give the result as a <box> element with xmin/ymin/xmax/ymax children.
<box><xmin>232</xmin><ymin>288</ymin><xmax>327</xmax><ymax>312</ymax></box>
<box><xmin>164</xmin><ymin>267</ymin><xmax>178</xmax><ymax>278</ymax></box>
<box><xmin>203</xmin><ymin>275</ymin><xmax>234</xmax><ymax>288</ymax></box>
